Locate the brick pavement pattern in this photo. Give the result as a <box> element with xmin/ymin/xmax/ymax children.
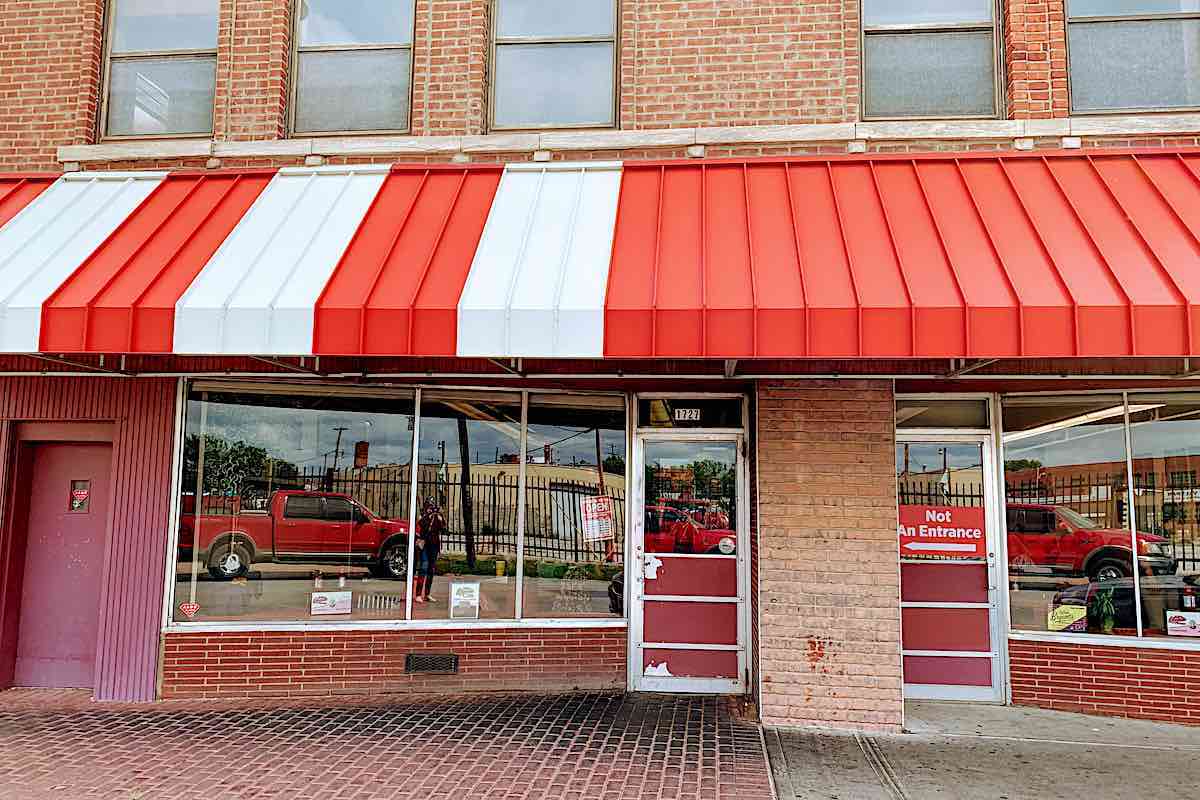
<box><xmin>0</xmin><ymin>689</ymin><xmax>773</xmax><ymax>800</ymax></box>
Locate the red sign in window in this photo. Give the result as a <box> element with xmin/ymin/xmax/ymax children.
<box><xmin>898</xmin><ymin>505</ymin><xmax>986</xmax><ymax>559</ymax></box>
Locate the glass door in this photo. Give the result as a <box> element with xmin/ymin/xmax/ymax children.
<box><xmin>630</xmin><ymin>434</ymin><xmax>747</xmax><ymax>693</ymax></box>
<box><xmin>897</xmin><ymin>436</ymin><xmax>1005</xmax><ymax>702</ymax></box>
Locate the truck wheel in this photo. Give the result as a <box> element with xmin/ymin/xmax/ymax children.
<box><xmin>371</xmin><ymin>542</ymin><xmax>407</xmax><ymax>581</ymax></box>
<box><xmin>208</xmin><ymin>543</ymin><xmax>250</xmax><ymax>581</ymax></box>
<box><xmin>1089</xmin><ymin>558</ymin><xmax>1130</xmax><ymax>582</ymax></box>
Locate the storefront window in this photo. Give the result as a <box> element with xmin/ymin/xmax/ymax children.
<box><xmin>896</xmin><ymin>399</ymin><xmax>989</xmax><ymax>429</ymax></box>
<box><xmin>174</xmin><ymin>386</ymin><xmax>417</xmax><ymax>623</ymax></box>
<box><xmin>643</xmin><ymin>441</ymin><xmax>738</xmax><ymax>557</ymax></box>
<box><xmin>1127</xmin><ymin>395</ymin><xmax>1200</xmax><ymax>640</ymax></box>
<box><xmin>1001</xmin><ymin>397</ymin><xmax>1137</xmax><ymax>637</ymax></box>
<box><xmin>414</xmin><ymin>392</ymin><xmax>522</xmax><ymax>620</ymax></box>
<box><xmin>522</xmin><ymin>395</ymin><xmax>626</xmax><ymax>618</ymax></box>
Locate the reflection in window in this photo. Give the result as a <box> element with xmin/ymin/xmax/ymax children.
<box><xmin>492</xmin><ymin>0</ymin><xmax>616</xmax><ymax>128</ymax></box>
<box><xmin>896</xmin><ymin>442</ymin><xmax>987</xmax><ymax>561</ymax></box>
<box><xmin>861</xmin><ymin>0</ymin><xmax>998</xmax><ymax>118</ymax></box>
<box><xmin>413</xmin><ymin>392</ymin><xmax>522</xmax><ymax>620</ymax></box>
<box><xmin>643</xmin><ymin>441</ymin><xmax>737</xmax><ymax>557</ymax></box>
<box><xmin>1128</xmin><ymin>397</ymin><xmax>1198</xmax><ymax>640</ymax></box>
<box><xmin>174</xmin><ymin>387</ymin><xmax>416</xmax><ymax>623</ymax></box>
<box><xmin>1002</xmin><ymin>397</ymin><xmax>1138</xmax><ymax>637</ymax></box>
<box><xmin>104</xmin><ymin>0</ymin><xmax>217</xmax><ymax>136</ymax></box>
<box><xmin>1067</xmin><ymin>1</ymin><xmax>1200</xmax><ymax>112</ymax></box>
<box><xmin>522</xmin><ymin>396</ymin><xmax>626</xmax><ymax>618</ymax></box>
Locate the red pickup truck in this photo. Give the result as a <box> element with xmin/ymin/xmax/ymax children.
<box><xmin>1006</xmin><ymin>502</ymin><xmax>1176</xmax><ymax>581</ymax></box>
<box><xmin>644</xmin><ymin>505</ymin><xmax>737</xmax><ymax>555</ymax></box>
<box><xmin>179</xmin><ymin>490</ymin><xmax>410</xmax><ymax>581</ymax></box>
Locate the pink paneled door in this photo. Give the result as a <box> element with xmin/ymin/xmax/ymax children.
<box><xmin>897</xmin><ymin>439</ymin><xmax>1002</xmax><ymax>702</ymax></box>
<box><xmin>634</xmin><ymin>434</ymin><xmax>745</xmax><ymax>693</ymax></box>
<box><xmin>13</xmin><ymin>443</ymin><xmax>111</xmax><ymax>688</ymax></box>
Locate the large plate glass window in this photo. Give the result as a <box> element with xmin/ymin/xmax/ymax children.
<box><xmin>491</xmin><ymin>0</ymin><xmax>617</xmax><ymax>129</ymax></box>
<box><xmin>173</xmin><ymin>386</ymin><xmax>416</xmax><ymax>624</ymax></box>
<box><xmin>862</xmin><ymin>0</ymin><xmax>998</xmax><ymax>119</ymax></box>
<box><xmin>522</xmin><ymin>395</ymin><xmax>626</xmax><ymax>618</ymax></box>
<box><xmin>1067</xmin><ymin>1</ymin><xmax>1200</xmax><ymax>113</ymax></box>
<box><xmin>293</xmin><ymin>0</ymin><xmax>415</xmax><ymax>133</ymax></box>
<box><xmin>103</xmin><ymin>0</ymin><xmax>218</xmax><ymax>137</ymax></box>
<box><xmin>1001</xmin><ymin>397</ymin><xmax>1139</xmax><ymax>638</ymax></box>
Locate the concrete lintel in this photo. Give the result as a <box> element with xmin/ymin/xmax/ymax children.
<box><xmin>461</xmin><ymin>133</ymin><xmax>540</xmax><ymax>153</ymax></box>
<box><xmin>58</xmin><ymin>139</ymin><xmax>213</xmax><ymax>162</ymax></box>
<box><xmin>695</xmin><ymin>123</ymin><xmax>856</xmax><ymax>145</ymax></box>
<box><xmin>539</xmin><ymin>129</ymin><xmax>695</xmax><ymax>151</ymax></box>
<box><xmin>1071</xmin><ymin>112</ymin><xmax>1200</xmax><ymax>136</ymax></box>
<box><xmin>856</xmin><ymin>120</ymin><xmax>1025</xmax><ymax>140</ymax></box>
<box><xmin>316</xmin><ymin>135</ymin><xmax>461</xmax><ymax>156</ymax></box>
<box><xmin>213</xmin><ymin>139</ymin><xmax>313</xmax><ymax>158</ymax></box>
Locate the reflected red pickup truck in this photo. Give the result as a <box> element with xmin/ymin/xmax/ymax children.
<box><xmin>1006</xmin><ymin>502</ymin><xmax>1176</xmax><ymax>582</ymax></box>
<box><xmin>644</xmin><ymin>505</ymin><xmax>737</xmax><ymax>555</ymax></box>
<box><xmin>178</xmin><ymin>490</ymin><xmax>410</xmax><ymax>581</ymax></box>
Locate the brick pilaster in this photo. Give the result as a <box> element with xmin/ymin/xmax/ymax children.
<box><xmin>1005</xmin><ymin>1</ymin><xmax>1070</xmax><ymax>118</ymax></box>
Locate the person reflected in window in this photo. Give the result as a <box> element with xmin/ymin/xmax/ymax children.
<box><xmin>414</xmin><ymin>497</ymin><xmax>445</xmax><ymax>603</ymax></box>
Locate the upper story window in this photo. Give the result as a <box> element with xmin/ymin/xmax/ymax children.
<box><xmin>102</xmin><ymin>0</ymin><xmax>218</xmax><ymax>138</ymax></box>
<box><xmin>293</xmin><ymin>0</ymin><xmax>416</xmax><ymax>134</ymax></box>
<box><xmin>1067</xmin><ymin>1</ymin><xmax>1200</xmax><ymax>113</ymax></box>
<box><xmin>861</xmin><ymin>1</ymin><xmax>999</xmax><ymax>119</ymax></box>
<box><xmin>491</xmin><ymin>0</ymin><xmax>617</xmax><ymax>130</ymax></box>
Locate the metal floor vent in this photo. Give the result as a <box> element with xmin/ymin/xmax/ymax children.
<box><xmin>405</xmin><ymin>653</ymin><xmax>459</xmax><ymax>674</ymax></box>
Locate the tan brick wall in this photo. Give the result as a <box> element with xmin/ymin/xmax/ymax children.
<box><xmin>755</xmin><ymin>379</ymin><xmax>903</xmax><ymax>733</ymax></box>
<box><xmin>1004</xmin><ymin>1</ymin><xmax>1070</xmax><ymax>118</ymax></box>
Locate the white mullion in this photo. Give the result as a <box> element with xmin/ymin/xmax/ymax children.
<box><xmin>405</xmin><ymin>387</ymin><xmax>422</xmax><ymax>621</ymax></box>
<box><xmin>514</xmin><ymin>391</ymin><xmax>528</xmax><ymax>619</ymax></box>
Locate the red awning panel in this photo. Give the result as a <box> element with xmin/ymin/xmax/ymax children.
<box><xmin>40</xmin><ymin>171</ymin><xmax>273</xmax><ymax>353</ymax></box>
<box><xmin>314</xmin><ymin>164</ymin><xmax>503</xmax><ymax>356</ymax></box>
<box><xmin>0</xmin><ymin>175</ymin><xmax>55</xmax><ymax>229</ymax></box>
<box><xmin>604</xmin><ymin>152</ymin><xmax>1200</xmax><ymax>358</ymax></box>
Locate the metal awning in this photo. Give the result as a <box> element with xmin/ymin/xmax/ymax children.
<box><xmin>4</xmin><ymin>150</ymin><xmax>1200</xmax><ymax>358</ymax></box>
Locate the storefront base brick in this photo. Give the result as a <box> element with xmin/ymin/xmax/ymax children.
<box><xmin>1010</xmin><ymin>639</ymin><xmax>1200</xmax><ymax>726</ymax></box>
<box><xmin>161</xmin><ymin>628</ymin><xmax>626</xmax><ymax>699</ymax></box>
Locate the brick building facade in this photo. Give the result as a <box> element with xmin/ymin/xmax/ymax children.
<box><xmin>2</xmin><ymin>0</ymin><xmax>1200</xmax><ymax>734</ymax></box>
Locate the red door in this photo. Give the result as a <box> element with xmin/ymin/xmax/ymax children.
<box><xmin>13</xmin><ymin>443</ymin><xmax>112</xmax><ymax>688</ymax></box>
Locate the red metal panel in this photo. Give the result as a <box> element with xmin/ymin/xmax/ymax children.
<box><xmin>900</xmin><ymin>563</ymin><xmax>988</xmax><ymax>604</ymax></box>
<box><xmin>703</xmin><ymin>165</ymin><xmax>756</xmax><ymax>356</ymax></box>
<box><xmin>643</xmin><ymin>600</ymin><xmax>738</xmax><ymax>646</ymax></box>
<box><xmin>746</xmin><ymin>164</ymin><xmax>807</xmax><ymax>356</ymax></box>
<box><xmin>644</xmin><ymin>557</ymin><xmax>737</xmax><ymax>598</ymax></box>
<box><xmin>903</xmin><ymin>655</ymin><xmax>992</xmax><ymax>687</ymax></box>
<box><xmin>0</xmin><ymin>176</ymin><xmax>55</xmax><ymax>230</ymax></box>
<box><xmin>643</xmin><ymin>648</ymin><xmax>738</xmax><ymax>679</ymax></box>
<box><xmin>901</xmin><ymin>607</ymin><xmax>991</xmax><ymax>652</ymax></box>
<box><xmin>0</xmin><ymin>377</ymin><xmax>177</xmax><ymax>702</ymax></box>
<box><xmin>314</xmin><ymin>165</ymin><xmax>503</xmax><ymax>356</ymax></box>
<box><xmin>40</xmin><ymin>172</ymin><xmax>273</xmax><ymax>353</ymax></box>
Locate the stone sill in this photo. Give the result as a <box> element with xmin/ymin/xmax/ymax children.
<box><xmin>57</xmin><ymin>114</ymin><xmax>1200</xmax><ymax>165</ymax></box>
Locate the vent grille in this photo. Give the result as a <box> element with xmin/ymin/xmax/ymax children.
<box><xmin>405</xmin><ymin>653</ymin><xmax>459</xmax><ymax>674</ymax></box>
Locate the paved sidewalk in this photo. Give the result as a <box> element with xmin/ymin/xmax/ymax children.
<box><xmin>766</xmin><ymin>701</ymin><xmax>1200</xmax><ymax>800</ymax></box>
<box><xmin>0</xmin><ymin>690</ymin><xmax>773</xmax><ymax>800</ymax></box>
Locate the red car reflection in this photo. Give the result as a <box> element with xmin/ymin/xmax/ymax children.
<box><xmin>644</xmin><ymin>504</ymin><xmax>736</xmax><ymax>555</ymax></box>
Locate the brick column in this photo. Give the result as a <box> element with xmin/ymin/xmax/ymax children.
<box><xmin>411</xmin><ymin>0</ymin><xmax>490</xmax><ymax>136</ymax></box>
<box><xmin>214</xmin><ymin>0</ymin><xmax>293</xmax><ymax>141</ymax></box>
<box><xmin>756</xmin><ymin>380</ymin><xmax>902</xmax><ymax>733</ymax></box>
<box><xmin>1005</xmin><ymin>1</ymin><xmax>1069</xmax><ymax>118</ymax></box>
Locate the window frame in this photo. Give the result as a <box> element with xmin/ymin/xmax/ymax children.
<box><xmin>1065</xmin><ymin>3</ymin><xmax>1200</xmax><ymax>115</ymax></box>
<box><xmin>859</xmin><ymin>0</ymin><xmax>1005</xmax><ymax>122</ymax></box>
<box><xmin>98</xmin><ymin>0</ymin><xmax>219</xmax><ymax>141</ymax></box>
<box><xmin>287</xmin><ymin>0</ymin><xmax>418</xmax><ymax>137</ymax></box>
<box><xmin>487</xmin><ymin>0</ymin><xmax>620</xmax><ymax>132</ymax></box>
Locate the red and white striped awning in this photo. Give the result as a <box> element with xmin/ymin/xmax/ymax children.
<box><xmin>5</xmin><ymin>150</ymin><xmax>1200</xmax><ymax>359</ymax></box>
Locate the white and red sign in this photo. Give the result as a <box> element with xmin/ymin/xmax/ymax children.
<box><xmin>580</xmin><ymin>495</ymin><xmax>616</xmax><ymax>542</ymax></box>
<box><xmin>178</xmin><ymin>601</ymin><xmax>200</xmax><ymax>620</ymax></box>
<box><xmin>310</xmin><ymin>591</ymin><xmax>352</xmax><ymax>616</ymax></box>
<box><xmin>897</xmin><ymin>505</ymin><xmax>986</xmax><ymax>559</ymax></box>
<box><xmin>1167</xmin><ymin>610</ymin><xmax>1200</xmax><ymax>637</ymax></box>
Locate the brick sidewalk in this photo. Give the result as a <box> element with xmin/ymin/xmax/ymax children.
<box><xmin>0</xmin><ymin>690</ymin><xmax>773</xmax><ymax>800</ymax></box>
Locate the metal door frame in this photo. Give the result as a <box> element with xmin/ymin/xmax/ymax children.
<box><xmin>628</xmin><ymin>425</ymin><xmax>751</xmax><ymax>694</ymax></box>
<box><xmin>897</xmin><ymin>431</ymin><xmax>1007</xmax><ymax>703</ymax></box>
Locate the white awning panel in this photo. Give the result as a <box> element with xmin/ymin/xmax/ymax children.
<box><xmin>0</xmin><ymin>172</ymin><xmax>165</xmax><ymax>352</ymax></box>
<box><xmin>173</xmin><ymin>165</ymin><xmax>388</xmax><ymax>355</ymax></box>
<box><xmin>456</xmin><ymin>162</ymin><xmax>621</xmax><ymax>358</ymax></box>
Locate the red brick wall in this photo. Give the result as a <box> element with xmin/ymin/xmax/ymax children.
<box><xmin>1004</xmin><ymin>1</ymin><xmax>1070</xmax><ymax>119</ymax></box>
<box><xmin>161</xmin><ymin>628</ymin><xmax>627</xmax><ymax>699</ymax></box>
<box><xmin>1010</xmin><ymin>639</ymin><xmax>1200</xmax><ymax>725</ymax></box>
<box><xmin>411</xmin><ymin>0</ymin><xmax>490</xmax><ymax>135</ymax></box>
<box><xmin>755</xmin><ymin>380</ymin><xmax>903</xmax><ymax>733</ymax></box>
<box><xmin>213</xmin><ymin>0</ymin><xmax>293</xmax><ymax>141</ymax></box>
<box><xmin>619</xmin><ymin>0</ymin><xmax>860</xmax><ymax>129</ymax></box>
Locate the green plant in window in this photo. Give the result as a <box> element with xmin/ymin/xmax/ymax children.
<box><xmin>1093</xmin><ymin>588</ymin><xmax>1117</xmax><ymax>635</ymax></box>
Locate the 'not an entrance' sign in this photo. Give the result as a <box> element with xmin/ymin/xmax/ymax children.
<box><xmin>897</xmin><ymin>505</ymin><xmax>986</xmax><ymax>560</ymax></box>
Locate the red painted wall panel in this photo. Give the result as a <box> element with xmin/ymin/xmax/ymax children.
<box><xmin>643</xmin><ymin>601</ymin><xmax>738</xmax><ymax>646</ymax></box>
<box><xmin>901</xmin><ymin>563</ymin><xmax>988</xmax><ymax>604</ymax></box>
<box><xmin>1010</xmin><ymin>639</ymin><xmax>1200</xmax><ymax>726</ymax></box>
<box><xmin>643</xmin><ymin>648</ymin><xmax>738</xmax><ymax>679</ymax></box>
<box><xmin>901</xmin><ymin>607</ymin><xmax>991</xmax><ymax>652</ymax></box>
<box><xmin>645</xmin><ymin>557</ymin><xmax>737</xmax><ymax>597</ymax></box>
<box><xmin>0</xmin><ymin>377</ymin><xmax>177</xmax><ymax>702</ymax></box>
<box><xmin>903</xmin><ymin>655</ymin><xmax>992</xmax><ymax>687</ymax></box>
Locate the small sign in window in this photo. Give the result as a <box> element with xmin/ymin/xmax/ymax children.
<box><xmin>69</xmin><ymin>480</ymin><xmax>91</xmax><ymax>513</ymax></box>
